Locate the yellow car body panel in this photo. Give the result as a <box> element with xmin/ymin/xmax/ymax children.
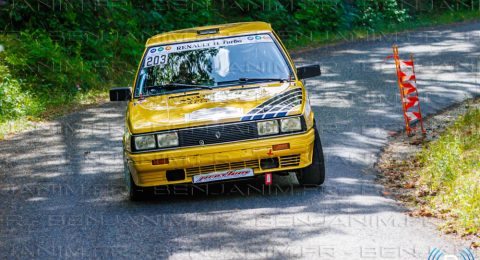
<box><xmin>128</xmin><ymin>82</ymin><xmax>305</xmax><ymax>134</ymax></box>
<box><xmin>123</xmin><ymin>22</ymin><xmax>318</xmax><ymax>187</ymax></box>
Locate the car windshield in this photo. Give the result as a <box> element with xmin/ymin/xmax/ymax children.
<box><xmin>134</xmin><ymin>33</ymin><xmax>291</xmax><ymax>97</ymax></box>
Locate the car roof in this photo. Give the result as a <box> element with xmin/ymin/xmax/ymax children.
<box><xmin>146</xmin><ymin>21</ymin><xmax>273</xmax><ymax>47</ymax></box>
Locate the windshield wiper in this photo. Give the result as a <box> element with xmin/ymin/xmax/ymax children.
<box><xmin>218</xmin><ymin>78</ymin><xmax>289</xmax><ymax>85</ymax></box>
<box><xmin>239</xmin><ymin>78</ymin><xmax>289</xmax><ymax>83</ymax></box>
<box><xmin>153</xmin><ymin>83</ymin><xmax>213</xmax><ymax>90</ymax></box>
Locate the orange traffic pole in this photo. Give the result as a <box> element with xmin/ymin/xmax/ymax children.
<box><xmin>392</xmin><ymin>45</ymin><xmax>412</xmax><ymax>135</ymax></box>
<box><xmin>409</xmin><ymin>54</ymin><xmax>426</xmax><ymax>135</ymax></box>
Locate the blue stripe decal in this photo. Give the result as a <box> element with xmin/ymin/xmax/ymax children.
<box><xmin>276</xmin><ymin>111</ymin><xmax>288</xmax><ymax>117</ymax></box>
<box><xmin>263</xmin><ymin>113</ymin><xmax>276</xmax><ymax>119</ymax></box>
<box><xmin>241</xmin><ymin>111</ymin><xmax>289</xmax><ymax>121</ymax></box>
<box><xmin>252</xmin><ymin>114</ymin><xmax>264</xmax><ymax>120</ymax></box>
<box><xmin>241</xmin><ymin>88</ymin><xmax>302</xmax><ymax>121</ymax></box>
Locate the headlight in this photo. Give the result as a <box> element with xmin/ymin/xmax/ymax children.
<box><xmin>257</xmin><ymin>120</ymin><xmax>279</xmax><ymax>136</ymax></box>
<box><xmin>134</xmin><ymin>135</ymin><xmax>156</xmax><ymax>150</ymax></box>
<box><xmin>281</xmin><ymin>117</ymin><xmax>302</xmax><ymax>133</ymax></box>
<box><xmin>157</xmin><ymin>132</ymin><xmax>179</xmax><ymax>148</ymax></box>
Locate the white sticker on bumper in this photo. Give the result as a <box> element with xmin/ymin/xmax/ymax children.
<box><xmin>192</xmin><ymin>168</ymin><xmax>254</xmax><ymax>184</ymax></box>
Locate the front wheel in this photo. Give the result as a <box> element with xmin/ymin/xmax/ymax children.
<box><xmin>298</xmin><ymin>127</ymin><xmax>325</xmax><ymax>186</ymax></box>
<box><xmin>124</xmin><ymin>157</ymin><xmax>153</xmax><ymax>201</ymax></box>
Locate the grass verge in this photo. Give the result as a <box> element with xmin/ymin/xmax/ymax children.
<box><xmin>415</xmin><ymin>105</ymin><xmax>479</xmax><ymax>236</ymax></box>
<box><xmin>0</xmin><ymin>89</ymin><xmax>109</xmax><ymax>140</ymax></box>
<box><xmin>378</xmin><ymin>100</ymin><xmax>479</xmax><ymax>241</ymax></box>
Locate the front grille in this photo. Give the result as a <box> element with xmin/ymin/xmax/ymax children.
<box><xmin>279</xmin><ymin>154</ymin><xmax>301</xmax><ymax>167</ymax></box>
<box><xmin>185</xmin><ymin>160</ymin><xmax>260</xmax><ymax>177</ymax></box>
<box><xmin>185</xmin><ymin>155</ymin><xmax>301</xmax><ymax>177</ymax></box>
<box><xmin>130</xmin><ymin>116</ymin><xmax>306</xmax><ymax>153</ymax></box>
<box><xmin>179</xmin><ymin>123</ymin><xmax>258</xmax><ymax>146</ymax></box>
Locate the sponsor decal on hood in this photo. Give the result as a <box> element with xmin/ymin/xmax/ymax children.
<box><xmin>185</xmin><ymin>107</ymin><xmax>244</xmax><ymax>122</ymax></box>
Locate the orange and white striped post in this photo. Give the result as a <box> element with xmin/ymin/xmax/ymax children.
<box><xmin>389</xmin><ymin>45</ymin><xmax>426</xmax><ymax>136</ymax></box>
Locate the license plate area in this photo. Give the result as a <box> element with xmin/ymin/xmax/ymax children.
<box><xmin>192</xmin><ymin>168</ymin><xmax>254</xmax><ymax>184</ymax></box>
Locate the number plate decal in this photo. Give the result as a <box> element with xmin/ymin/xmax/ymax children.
<box><xmin>192</xmin><ymin>168</ymin><xmax>254</xmax><ymax>184</ymax></box>
<box><xmin>144</xmin><ymin>51</ymin><xmax>168</xmax><ymax>68</ymax></box>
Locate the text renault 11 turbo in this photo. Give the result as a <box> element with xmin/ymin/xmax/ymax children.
<box><xmin>110</xmin><ymin>22</ymin><xmax>325</xmax><ymax>200</ymax></box>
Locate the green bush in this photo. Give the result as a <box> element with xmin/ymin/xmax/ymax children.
<box><xmin>355</xmin><ymin>0</ymin><xmax>410</xmax><ymax>28</ymax></box>
<box><xmin>2</xmin><ymin>31</ymin><xmax>100</xmax><ymax>106</ymax></box>
<box><xmin>0</xmin><ymin>63</ymin><xmax>37</xmax><ymax>121</ymax></box>
<box><xmin>294</xmin><ymin>0</ymin><xmax>345</xmax><ymax>32</ymax></box>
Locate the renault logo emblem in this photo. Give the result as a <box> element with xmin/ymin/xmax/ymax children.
<box><xmin>215</xmin><ymin>131</ymin><xmax>221</xmax><ymax>139</ymax></box>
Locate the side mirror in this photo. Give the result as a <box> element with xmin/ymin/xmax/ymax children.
<box><xmin>297</xmin><ymin>64</ymin><xmax>321</xmax><ymax>79</ymax></box>
<box><xmin>110</xmin><ymin>87</ymin><xmax>132</xmax><ymax>101</ymax></box>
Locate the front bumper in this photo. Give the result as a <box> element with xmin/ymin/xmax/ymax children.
<box><xmin>126</xmin><ymin>128</ymin><xmax>315</xmax><ymax>187</ymax></box>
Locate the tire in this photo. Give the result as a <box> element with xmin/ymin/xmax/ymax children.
<box><xmin>298</xmin><ymin>127</ymin><xmax>325</xmax><ymax>186</ymax></box>
<box><xmin>124</xmin><ymin>157</ymin><xmax>153</xmax><ymax>201</ymax></box>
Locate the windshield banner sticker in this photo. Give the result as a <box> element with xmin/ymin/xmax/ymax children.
<box><xmin>144</xmin><ymin>34</ymin><xmax>273</xmax><ymax>68</ymax></box>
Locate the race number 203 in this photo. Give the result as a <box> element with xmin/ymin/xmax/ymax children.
<box><xmin>145</xmin><ymin>53</ymin><xmax>168</xmax><ymax>67</ymax></box>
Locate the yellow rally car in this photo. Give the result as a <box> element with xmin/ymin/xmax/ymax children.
<box><xmin>109</xmin><ymin>22</ymin><xmax>325</xmax><ymax>200</ymax></box>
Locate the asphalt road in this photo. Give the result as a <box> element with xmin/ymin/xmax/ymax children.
<box><xmin>1</xmin><ymin>22</ymin><xmax>479</xmax><ymax>259</ymax></box>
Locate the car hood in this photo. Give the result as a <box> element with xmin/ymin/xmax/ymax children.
<box><xmin>127</xmin><ymin>82</ymin><xmax>304</xmax><ymax>134</ymax></box>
